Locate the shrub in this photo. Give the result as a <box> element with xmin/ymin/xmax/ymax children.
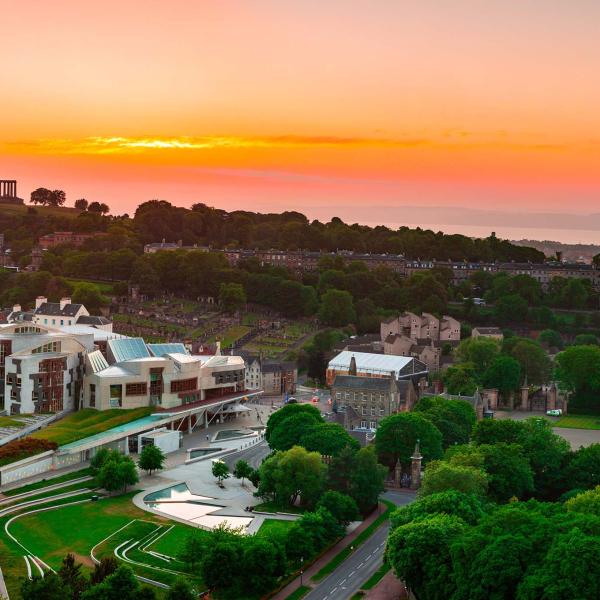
<box><xmin>0</xmin><ymin>437</ymin><xmax>57</xmax><ymax>466</ymax></box>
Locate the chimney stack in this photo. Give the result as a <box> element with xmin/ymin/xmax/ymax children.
<box><xmin>60</xmin><ymin>297</ymin><xmax>71</xmax><ymax>310</ymax></box>
<box><xmin>35</xmin><ymin>296</ymin><xmax>47</xmax><ymax>309</ymax></box>
<box><xmin>12</xmin><ymin>304</ymin><xmax>21</xmax><ymax>314</ymax></box>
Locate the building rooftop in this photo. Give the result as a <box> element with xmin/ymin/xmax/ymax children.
<box><xmin>34</xmin><ymin>302</ymin><xmax>84</xmax><ymax>317</ymax></box>
<box><xmin>333</xmin><ymin>375</ymin><xmax>395</xmax><ymax>391</ymax></box>
<box><xmin>76</xmin><ymin>315</ymin><xmax>112</xmax><ymax>326</ymax></box>
<box><xmin>327</xmin><ymin>351</ymin><xmax>419</xmax><ymax>377</ymax></box>
<box><xmin>108</xmin><ymin>337</ymin><xmax>151</xmax><ymax>362</ymax></box>
<box><xmin>147</xmin><ymin>342</ymin><xmax>188</xmax><ymax>357</ymax></box>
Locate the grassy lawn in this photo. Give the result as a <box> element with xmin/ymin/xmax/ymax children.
<box><xmin>256</xmin><ymin>519</ymin><xmax>296</xmax><ymax>538</ymax></box>
<box><xmin>362</xmin><ymin>562</ymin><xmax>391</xmax><ymax>589</ymax></box>
<box><xmin>253</xmin><ymin>501</ymin><xmax>306</xmax><ymax>515</ymax></box>
<box><xmin>65</xmin><ymin>278</ymin><xmax>115</xmax><ymax>294</ymax></box>
<box><xmin>146</xmin><ymin>522</ymin><xmax>210</xmax><ymax>557</ymax></box>
<box><xmin>31</xmin><ymin>407</ymin><xmax>154</xmax><ymax>446</ymax></box>
<box><xmin>311</xmin><ymin>501</ymin><xmax>394</xmax><ymax>583</ymax></box>
<box><xmin>1</xmin><ymin>480</ymin><xmax>96</xmax><ymax>509</ymax></box>
<box><xmin>554</xmin><ymin>414</ymin><xmax>600</xmax><ymax>430</ymax></box>
<box><xmin>3</xmin><ymin>468</ymin><xmax>93</xmax><ymax>497</ymax></box>
<box><xmin>210</xmin><ymin>325</ymin><xmax>251</xmax><ymax>347</ymax></box>
<box><xmin>0</xmin><ymin>416</ymin><xmax>28</xmax><ymax>427</ymax></box>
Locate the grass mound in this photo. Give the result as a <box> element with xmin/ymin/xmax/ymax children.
<box><xmin>31</xmin><ymin>407</ymin><xmax>154</xmax><ymax>446</ymax></box>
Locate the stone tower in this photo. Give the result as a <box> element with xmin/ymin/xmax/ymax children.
<box><xmin>410</xmin><ymin>439</ymin><xmax>423</xmax><ymax>490</ymax></box>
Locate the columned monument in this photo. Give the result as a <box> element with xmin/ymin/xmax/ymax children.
<box><xmin>0</xmin><ymin>180</ymin><xmax>23</xmax><ymax>205</ymax></box>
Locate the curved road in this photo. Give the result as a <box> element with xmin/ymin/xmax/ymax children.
<box><xmin>304</xmin><ymin>490</ymin><xmax>415</xmax><ymax>600</ymax></box>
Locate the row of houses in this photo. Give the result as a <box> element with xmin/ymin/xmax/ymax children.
<box><xmin>143</xmin><ymin>243</ymin><xmax>600</xmax><ymax>290</ymax></box>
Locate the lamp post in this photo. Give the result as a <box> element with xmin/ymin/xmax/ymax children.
<box><xmin>300</xmin><ymin>556</ymin><xmax>304</xmax><ymax>585</ymax></box>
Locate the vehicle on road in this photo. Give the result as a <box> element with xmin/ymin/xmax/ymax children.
<box><xmin>546</xmin><ymin>409</ymin><xmax>563</xmax><ymax>416</ymax></box>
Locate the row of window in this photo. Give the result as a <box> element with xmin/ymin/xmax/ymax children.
<box><xmin>41</xmin><ymin>318</ymin><xmax>73</xmax><ymax>326</ymax></box>
<box><xmin>32</xmin><ymin>341</ymin><xmax>61</xmax><ymax>354</ymax></box>
<box><xmin>336</xmin><ymin>391</ymin><xmax>388</xmax><ymax>402</ymax></box>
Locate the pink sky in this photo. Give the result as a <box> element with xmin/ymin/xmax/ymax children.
<box><xmin>2</xmin><ymin>1</ymin><xmax>600</xmax><ymax>224</ymax></box>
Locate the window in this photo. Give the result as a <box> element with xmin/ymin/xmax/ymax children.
<box><xmin>362</xmin><ymin>406</ymin><xmax>367</xmax><ymax>416</ymax></box>
<box><xmin>380</xmin><ymin>407</ymin><xmax>385</xmax><ymax>416</ymax></box>
<box><xmin>126</xmin><ymin>382</ymin><xmax>147</xmax><ymax>396</ymax></box>
<box><xmin>32</xmin><ymin>341</ymin><xmax>61</xmax><ymax>354</ymax></box>
<box><xmin>16</xmin><ymin>377</ymin><xmax>21</xmax><ymax>388</ymax></box>
<box><xmin>15</xmin><ymin>326</ymin><xmax>42</xmax><ymax>334</ymax></box>
<box><xmin>109</xmin><ymin>384</ymin><xmax>122</xmax><ymax>408</ymax></box>
<box><xmin>370</xmin><ymin>421</ymin><xmax>377</xmax><ymax>429</ymax></box>
<box><xmin>60</xmin><ymin>320</ymin><xmax>64</xmax><ymax>326</ymax></box>
<box><xmin>89</xmin><ymin>384</ymin><xmax>96</xmax><ymax>407</ymax></box>
<box><xmin>360</xmin><ymin>420</ymin><xmax>367</xmax><ymax>428</ymax></box>
<box><xmin>171</xmin><ymin>378</ymin><xmax>198</xmax><ymax>393</ymax></box>
<box><xmin>371</xmin><ymin>406</ymin><xmax>376</xmax><ymax>416</ymax></box>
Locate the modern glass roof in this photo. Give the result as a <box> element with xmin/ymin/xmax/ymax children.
<box><xmin>87</xmin><ymin>350</ymin><xmax>109</xmax><ymax>373</ymax></box>
<box><xmin>108</xmin><ymin>337</ymin><xmax>150</xmax><ymax>362</ymax></box>
<box><xmin>147</xmin><ymin>342</ymin><xmax>188</xmax><ymax>357</ymax></box>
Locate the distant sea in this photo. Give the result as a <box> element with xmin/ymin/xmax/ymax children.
<box><xmin>361</xmin><ymin>222</ymin><xmax>600</xmax><ymax>245</ymax></box>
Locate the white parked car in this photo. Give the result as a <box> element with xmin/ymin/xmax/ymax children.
<box><xmin>546</xmin><ymin>409</ymin><xmax>563</xmax><ymax>417</ymax></box>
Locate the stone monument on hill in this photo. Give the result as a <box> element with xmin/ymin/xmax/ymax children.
<box><xmin>0</xmin><ymin>180</ymin><xmax>24</xmax><ymax>205</ymax></box>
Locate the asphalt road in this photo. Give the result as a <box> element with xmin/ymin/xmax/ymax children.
<box><xmin>222</xmin><ymin>439</ymin><xmax>270</xmax><ymax>470</ymax></box>
<box><xmin>304</xmin><ymin>490</ymin><xmax>416</xmax><ymax>600</ymax></box>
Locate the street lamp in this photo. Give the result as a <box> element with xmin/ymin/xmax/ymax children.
<box><xmin>300</xmin><ymin>556</ymin><xmax>304</xmax><ymax>585</ymax></box>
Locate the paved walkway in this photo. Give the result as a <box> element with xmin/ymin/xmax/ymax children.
<box><xmin>365</xmin><ymin>571</ymin><xmax>408</xmax><ymax>600</ymax></box>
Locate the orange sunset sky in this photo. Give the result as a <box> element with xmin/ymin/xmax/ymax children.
<box><xmin>2</xmin><ymin>0</ymin><xmax>600</xmax><ymax>230</ymax></box>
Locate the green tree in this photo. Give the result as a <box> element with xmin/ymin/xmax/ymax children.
<box><xmin>473</xmin><ymin>443</ymin><xmax>534</xmax><ymax>502</ymax></box>
<box><xmin>21</xmin><ymin>573</ymin><xmax>68</xmax><ymax>600</ymax></box>
<box><xmin>317</xmin><ymin>490</ymin><xmax>359</xmax><ymax>525</ymax></box>
<box><xmin>265</xmin><ymin>403</ymin><xmax>323</xmax><ymax>443</ymax></box>
<box><xmin>257</xmin><ymin>445</ymin><xmax>326</xmax><ymax>508</ymax></box>
<box><xmin>177</xmin><ymin>532</ymin><xmax>205</xmax><ymax>572</ymax></box>
<box><xmin>566</xmin><ymin>444</ymin><xmax>600</xmax><ymax>490</ymax></box>
<box><xmin>414</xmin><ymin>396</ymin><xmax>477</xmax><ymax>449</ymax></box>
<box><xmin>348</xmin><ymin>446</ymin><xmax>387</xmax><ymax>513</ymax></box>
<box><xmin>166</xmin><ymin>579</ymin><xmax>196</xmax><ymax>600</ymax></box>
<box><xmin>482</xmin><ymin>355</ymin><xmax>521</xmax><ymax>404</ymax></box>
<box><xmin>537</xmin><ymin>329</ymin><xmax>563</xmax><ymax>350</ymax></box>
<box><xmin>455</xmin><ymin>337</ymin><xmax>500</xmax><ymax>378</ymax></box>
<box><xmin>517</xmin><ymin>529</ymin><xmax>600</xmax><ymax>600</ymax></box>
<box><xmin>300</xmin><ymin>422</ymin><xmax>359</xmax><ymax>456</ymax></box>
<box><xmin>565</xmin><ymin>485</ymin><xmax>600</xmax><ymax>515</ymax></box>
<box><xmin>90</xmin><ymin>556</ymin><xmax>118</xmax><ymax>585</ymax></box>
<box><xmin>72</xmin><ymin>282</ymin><xmax>108</xmax><ymax>312</ymax></box>
<box><xmin>74</xmin><ymin>198</ymin><xmax>89</xmax><ymax>210</ymax></box>
<box><xmin>390</xmin><ymin>490</ymin><xmax>486</xmax><ymax>528</ymax></box>
<box><xmin>555</xmin><ymin>345</ymin><xmax>600</xmax><ymax>412</ymax></box>
<box><xmin>375</xmin><ymin>412</ymin><xmax>443</xmax><ymax>469</ymax></box>
<box><xmin>420</xmin><ymin>461</ymin><xmax>488</xmax><ymax>497</ymax></box>
<box><xmin>268</xmin><ymin>412</ymin><xmax>321</xmax><ymax>451</ymax></box>
<box><xmin>285</xmin><ymin>522</ymin><xmax>315</xmax><ymax>562</ymax></box>
<box><xmin>318</xmin><ymin>289</ymin><xmax>356</xmax><ymax>326</ymax></box>
<box><xmin>574</xmin><ymin>333</ymin><xmax>599</xmax><ymax>345</ymax></box>
<box><xmin>218</xmin><ymin>282</ymin><xmax>246</xmax><ymax>312</ymax></box>
<box><xmin>90</xmin><ymin>447</ymin><xmax>112</xmax><ymax>473</ymax></box>
<box><xmin>97</xmin><ymin>454</ymin><xmax>139</xmax><ymax>495</ymax></box>
<box><xmin>81</xmin><ymin>565</ymin><xmax>142</xmax><ymax>600</ymax></box>
<box><xmin>138</xmin><ymin>444</ymin><xmax>165</xmax><ymax>475</ymax></box>
<box><xmin>212</xmin><ymin>460</ymin><xmax>230</xmax><ymax>484</ymax></box>
<box><xmin>58</xmin><ymin>553</ymin><xmax>87</xmax><ymax>600</ymax></box>
<box><xmin>242</xmin><ymin>537</ymin><xmax>282</xmax><ymax>593</ymax></box>
<box><xmin>233</xmin><ymin>459</ymin><xmax>253</xmax><ymax>485</ymax></box>
<box><xmin>495</xmin><ymin>293</ymin><xmax>529</xmax><ymax>323</ymax></box>
<box><xmin>443</xmin><ymin>364</ymin><xmax>478</xmax><ymax>396</ymax></box>
<box><xmin>200</xmin><ymin>540</ymin><xmax>243</xmax><ymax>591</ymax></box>
<box><xmin>387</xmin><ymin>514</ymin><xmax>465</xmax><ymax>600</ymax></box>
<box><xmin>510</xmin><ymin>339</ymin><xmax>552</xmax><ymax>385</ymax></box>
